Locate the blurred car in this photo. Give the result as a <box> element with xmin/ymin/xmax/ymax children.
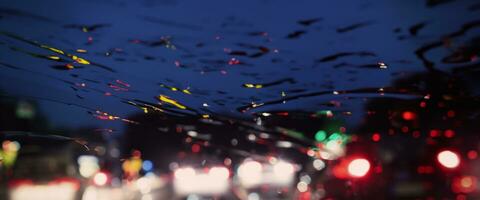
<box><xmin>234</xmin><ymin>158</ymin><xmax>298</xmax><ymax>199</ymax></box>
<box><xmin>6</xmin><ymin>136</ymin><xmax>87</xmax><ymax>200</ymax></box>
<box><xmin>236</xmin><ymin>158</ymin><xmax>296</xmax><ymax>189</ymax></box>
<box><xmin>173</xmin><ymin>165</ymin><xmax>231</xmax><ymax>197</ymax></box>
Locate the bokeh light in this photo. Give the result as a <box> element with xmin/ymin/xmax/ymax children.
<box><xmin>402</xmin><ymin>111</ymin><xmax>416</xmax><ymax>121</ymax></box>
<box><xmin>315</xmin><ymin>130</ymin><xmax>327</xmax><ymax>142</ymax></box>
<box><xmin>208</xmin><ymin>167</ymin><xmax>230</xmax><ymax>180</ymax></box>
<box><xmin>437</xmin><ymin>150</ymin><xmax>460</xmax><ymax>169</ymax></box>
<box><xmin>93</xmin><ymin>172</ymin><xmax>108</xmax><ymax>186</ymax></box>
<box><xmin>347</xmin><ymin>158</ymin><xmax>370</xmax><ymax>178</ymax></box>
<box><xmin>174</xmin><ymin>167</ymin><xmax>196</xmax><ymax>180</ymax></box>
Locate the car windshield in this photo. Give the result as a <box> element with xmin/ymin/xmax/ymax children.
<box><xmin>1</xmin><ymin>0</ymin><xmax>479</xmax><ymax>199</ymax></box>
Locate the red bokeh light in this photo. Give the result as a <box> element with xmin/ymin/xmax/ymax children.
<box><xmin>417</xmin><ymin>166</ymin><xmax>434</xmax><ymax>174</ymax></box>
<box><xmin>372</xmin><ymin>133</ymin><xmax>381</xmax><ymax>142</ymax></box>
<box><xmin>402</xmin><ymin>111</ymin><xmax>416</xmax><ymax>121</ymax></box>
<box><xmin>452</xmin><ymin>176</ymin><xmax>477</xmax><ymax>193</ymax></box>
<box><xmin>420</xmin><ymin>101</ymin><xmax>427</xmax><ymax>108</ymax></box>
<box><xmin>456</xmin><ymin>194</ymin><xmax>467</xmax><ymax>200</ymax></box>
<box><xmin>191</xmin><ymin>144</ymin><xmax>201</xmax><ymax>153</ymax></box>
<box><xmin>444</xmin><ymin>129</ymin><xmax>455</xmax><ymax>138</ymax></box>
<box><xmin>430</xmin><ymin>130</ymin><xmax>440</xmax><ymax>137</ymax></box>
<box><xmin>447</xmin><ymin>110</ymin><xmax>455</xmax><ymax>118</ymax></box>
<box><xmin>467</xmin><ymin>150</ymin><xmax>478</xmax><ymax>160</ymax></box>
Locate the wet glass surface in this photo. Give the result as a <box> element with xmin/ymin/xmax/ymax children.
<box><xmin>0</xmin><ymin>0</ymin><xmax>480</xmax><ymax>199</ymax></box>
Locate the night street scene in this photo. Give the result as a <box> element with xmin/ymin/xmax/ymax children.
<box><xmin>0</xmin><ymin>0</ymin><xmax>480</xmax><ymax>199</ymax></box>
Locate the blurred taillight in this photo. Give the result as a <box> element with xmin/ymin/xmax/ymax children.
<box><xmin>332</xmin><ymin>157</ymin><xmax>371</xmax><ymax>179</ymax></box>
<box><xmin>8</xmin><ymin>179</ymin><xmax>34</xmax><ymax>188</ymax></box>
<box><xmin>49</xmin><ymin>177</ymin><xmax>80</xmax><ymax>190</ymax></box>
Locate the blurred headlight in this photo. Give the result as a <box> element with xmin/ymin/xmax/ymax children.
<box><xmin>238</xmin><ymin>160</ymin><xmax>262</xmax><ymax>187</ymax></box>
<box><xmin>272</xmin><ymin>161</ymin><xmax>295</xmax><ymax>184</ymax></box>
<box><xmin>173</xmin><ymin>166</ymin><xmax>230</xmax><ymax>195</ymax></box>
<box><xmin>174</xmin><ymin>167</ymin><xmax>196</xmax><ymax>180</ymax></box>
<box><xmin>209</xmin><ymin>167</ymin><xmax>229</xmax><ymax>180</ymax></box>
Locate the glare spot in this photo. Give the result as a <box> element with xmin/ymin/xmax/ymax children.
<box><xmin>300</xmin><ymin>175</ymin><xmax>311</xmax><ymax>184</ymax></box>
<box><xmin>247</xmin><ymin>134</ymin><xmax>256</xmax><ymax>141</ymax></box>
<box><xmin>437</xmin><ymin>150</ymin><xmax>460</xmax><ymax>169</ymax></box>
<box><xmin>208</xmin><ymin>167</ymin><xmax>229</xmax><ymax>180</ymax></box>
<box><xmin>313</xmin><ymin>159</ymin><xmax>325</xmax><ymax>171</ymax></box>
<box><xmin>187</xmin><ymin>131</ymin><xmax>198</xmax><ymax>137</ymax></box>
<box><xmin>348</xmin><ymin>158</ymin><xmax>370</xmax><ymax>177</ymax></box>
<box><xmin>297</xmin><ymin>181</ymin><xmax>309</xmax><ymax>192</ymax></box>
<box><xmin>93</xmin><ymin>172</ymin><xmax>108</xmax><ymax>186</ymax></box>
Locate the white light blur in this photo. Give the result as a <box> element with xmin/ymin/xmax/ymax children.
<box><xmin>10</xmin><ymin>183</ymin><xmax>77</xmax><ymax>200</ymax></box>
<box><xmin>259</xmin><ymin>133</ymin><xmax>270</xmax><ymax>139</ymax></box>
<box><xmin>437</xmin><ymin>150</ymin><xmax>460</xmax><ymax>169</ymax></box>
<box><xmin>247</xmin><ymin>134</ymin><xmax>257</xmax><ymax>141</ymax></box>
<box><xmin>173</xmin><ymin>167</ymin><xmax>230</xmax><ymax>195</ymax></box>
<box><xmin>136</xmin><ymin>177</ymin><xmax>152</xmax><ymax>194</ymax></box>
<box><xmin>237</xmin><ymin>161</ymin><xmax>263</xmax><ymax>187</ymax></box>
<box><xmin>78</xmin><ymin>155</ymin><xmax>100</xmax><ymax>178</ymax></box>
<box><xmin>186</xmin><ymin>195</ymin><xmax>200</xmax><ymax>200</ymax></box>
<box><xmin>209</xmin><ymin>167</ymin><xmax>230</xmax><ymax>180</ymax></box>
<box><xmin>300</xmin><ymin>175</ymin><xmax>311</xmax><ymax>184</ymax></box>
<box><xmin>347</xmin><ymin>159</ymin><xmax>370</xmax><ymax>177</ymax></box>
<box><xmin>135</xmin><ymin>174</ymin><xmax>165</xmax><ymax>195</ymax></box>
<box><xmin>322</xmin><ymin>140</ymin><xmax>345</xmax><ymax>160</ymax></box>
<box><xmin>174</xmin><ymin>167</ymin><xmax>196</xmax><ymax>180</ymax></box>
<box><xmin>82</xmin><ymin>186</ymin><xmax>123</xmax><ymax>200</ymax></box>
<box><xmin>141</xmin><ymin>194</ymin><xmax>153</xmax><ymax>200</ymax></box>
<box><xmin>247</xmin><ymin>192</ymin><xmax>260</xmax><ymax>200</ymax></box>
<box><xmin>319</xmin><ymin>151</ymin><xmax>334</xmax><ymax>160</ymax></box>
<box><xmin>273</xmin><ymin>161</ymin><xmax>294</xmax><ymax>175</ymax></box>
<box><xmin>297</xmin><ymin>181</ymin><xmax>308</xmax><ymax>192</ymax></box>
<box><xmin>187</xmin><ymin>130</ymin><xmax>198</xmax><ymax>137</ymax></box>
<box><xmin>313</xmin><ymin>159</ymin><xmax>325</xmax><ymax>171</ymax></box>
<box><xmin>273</xmin><ymin>161</ymin><xmax>295</xmax><ymax>184</ymax></box>
<box><xmin>276</xmin><ymin>141</ymin><xmax>293</xmax><ymax>148</ymax></box>
<box><xmin>238</xmin><ymin>159</ymin><xmax>296</xmax><ymax>188</ymax></box>
<box><xmin>93</xmin><ymin>172</ymin><xmax>108</xmax><ymax>186</ymax></box>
